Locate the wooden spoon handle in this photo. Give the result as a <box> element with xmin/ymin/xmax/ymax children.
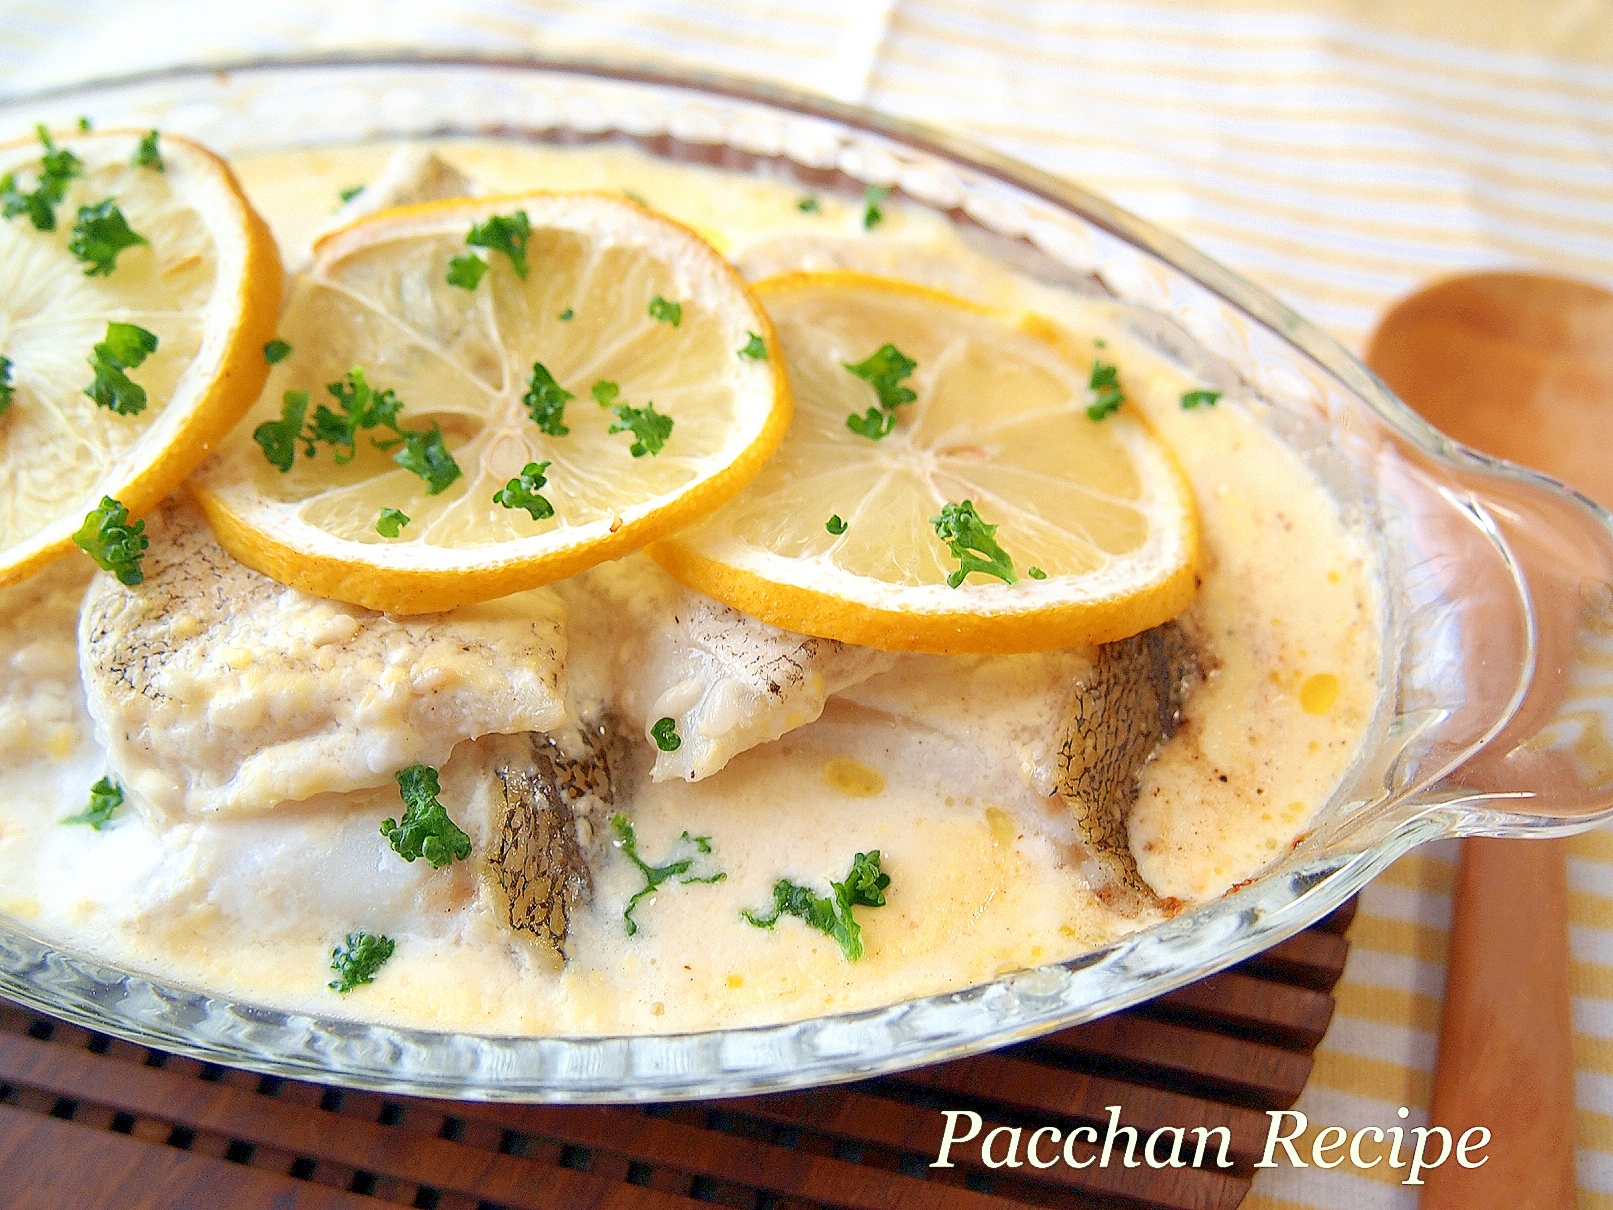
<box><xmin>1419</xmin><ymin>836</ymin><xmax>1576</xmax><ymax>1208</ymax></box>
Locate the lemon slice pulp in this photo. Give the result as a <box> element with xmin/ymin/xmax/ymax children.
<box><xmin>651</xmin><ymin>272</ymin><xmax>1199</xmax><ymax>653</ymax></box>
<box><xmin>193</xmin><ymin>192</ymin><xmax>789</xmax><ymax>614</ymax></box>
<box><xmin>0</xmin><ymin>126</ymin><xmax>281</xmax><ymax>587</ymax></box>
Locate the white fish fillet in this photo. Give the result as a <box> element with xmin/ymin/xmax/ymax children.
<box><xmin>556</xmin><ymin>554</ymin><xmax>896</xmax><ymax>783</ymax></box>
<box><xmin>79</xmin><ymin>497</ymin><xmax>567</xmax><ymax>818</ymax></box>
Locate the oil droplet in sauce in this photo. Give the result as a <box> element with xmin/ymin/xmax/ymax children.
<box><xmin>1300</xmin><ymin>672</ymin><xmax>1340</xmax><ymax>715</ymax></box>
<box><xmin>824</xmin><ymin>757</ymin><xmax>884</xmax><ymax>797</ymax></box>
<box><xmin>985</xmin><ymin>806</ymin><xmax>1018</xmax><ymax>848</ymax></box>
<box><xmin>726</xmin><ymin>974</ymin><xmax>744</xmax><ymax>989</ymax></box>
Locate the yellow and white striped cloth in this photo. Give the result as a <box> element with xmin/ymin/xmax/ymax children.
<box><xmin>4</xmin><ymin>2</ymin><xmax>1612</xmax><ymax>1205</ymax></box>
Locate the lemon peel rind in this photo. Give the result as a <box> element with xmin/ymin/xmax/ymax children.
<box><xmin>0</xmin><ymin>128</ymin><xmax>282</xmax><ymax>589</ymax></box>
<box><xmin>193</xmin><ymin>191</ymin><xmax>792</xmax><ymax>614</ymax></box>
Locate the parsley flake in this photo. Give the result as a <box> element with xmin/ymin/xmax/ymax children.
<box><xmin>493</xmin><ymin>461</ymin><xmax>555</xmax><ymax>521</ymax></box>
<box><xmin>826</xmin><ymin>514</ymin><xmax>847</xmax><ymax>535</ymax></box>
<box><xmin>931</xmin><ymin>500</ymin><xmax>1017</xmax><ymax>588</ymax></box>
<box><xmin>611</xmin><ymin>813</ymin><xmax>724</xmax><ymax>936</ymax></box>
<box><xmin>389</xmin><ymin>424</ymin><xmax>461</xmax><ymax>495</ymax></box>
<box><xmin>797</xmin><ymin>195</ymin><xmax>821</xmax><ymax>213</ymax></box>
<box><xmin>2</xmin><ymin>126</ymin><xmax>81</xmax><ymax>232</ymax></box>
<box><xmin>609</xmin><ymin>401</ymin><xmax>673</xmax><ymax>457</ymax></box>
<box><xmin>338</xmin><ymin>184</ymin><xmax>364</xmax><ymax>203</ymax></box>
<box><xmin>647</xmin><ymin>295</ymin><xmax>682</xmax><ymax>327</ymax></box>
<box><xmin>1180</xmin><ymin>389</ymin><xmax>1222</xmax><ymax>410</ymax></box>
<box><xmin>1027</xmin><ymin>566</ymin><xmax>1048</xmax><ymax>580</ymax></box>
<box><xmin>63</xmin><ymin>776</ymin><xmax>123</xmax><ymax>830</ymax></box>
<box><xmin>69</xmin><ymin>199</ymin><xmax>148</xmax><ymax>276</ymax></box>
<box><xmin>842</xmin><ymin>342</ymin><xmax>916</xmax><ymax>439</ymax></box>
<box><xmin>559</xmin><ymin>307</ymin><xmax>574</xmax><ymax>321</ymax></box>
<box><xmin>253</xmin><ymin>390</ymin><xmax>309</xmax><ymax>472</ymax></box>
<box><xmin>738</xmin><ymin>331</ymin><xmax>767</xmax><ymax>360</ymax></box>
<box><xmin>445</xmin><ymin>252</ymin><xmax>488</xmax><ymax>290</ymax></box>
<box><xmin>0</xmin><ymin>356</ymin><xmax>13</xmax><ymax>417</ymax></box>
<box><xmin>86</xmin><ymin>321</ymin><xmax>158</xmax><ymax>415</ymax></box>
<box><xmin>591</xmin><ymin>380</ymin><xmax>619</xmax><ymax>407</ymax></box>
<box><xmin>743</xmin><ymin>850</ymin><xmax>890</xmax><ymax>962</ymax></box>
<box><xmin>522</xmin><ymin>362</ymin><xmax>573</xmax><ymax>435</ymax></box>
<box><xmin>1087</xmin><ymin>359</ymin><xmax>1125</xmax><ymax>420</ymax></box>
<box><xmin>328</xmin><ymin>932</ymin><xmax>395</xmax><ymax>994</ymax></box>
<box><xmin>314</xmin><ymin>367</ymin><xmax>404</xmax><ymax>464</ymax></box>
<box><xmin>376</xmin><ymin>507</ymin><xmax>410</xmax><ymax>537</ymax></box>
<box><xmin>76</xmin><ymin>116</ymin><xmax>92</xmax><ymax>132</ymax></box>
<box><xmin>381</xmin><ymin>764</ymin><xmax>472</xmax><ymax>869</ymax></box>
<box><xmin>134</xmin><ymin>130</ymin><xmax>163</xmax><ymax>171</ymax></box>
<box><xmin>263</xmin><ymin>338</ymin><xmax>292</xmax><ymax>365</ymax></box>
<box><xmin>73</xmin><ymin>496</ymin><xmax>148</xmax><ymax>585</ymax></box>
<box><xmin>650</xmin><ymin>717</ymin><xmax>681</xmax><ymax>752</ymax></box>
<box><xmin>862</xmin><ymin>184</ymin><xmax>891</xmax><ymax>230</ymax></box>
<box><xmin>466</xmin><ymin>210</ymin><xmax>531</xmax><ymax>278</ymax></box>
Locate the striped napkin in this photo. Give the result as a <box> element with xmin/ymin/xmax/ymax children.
<box><xmin>4</xmin><ymin>2</ymin><xmax>1611</xmax><ymax>1205</ymax></box>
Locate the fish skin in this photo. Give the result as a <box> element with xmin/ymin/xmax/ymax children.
<box><xmin>1058</xmin><ymin>620</ymin><xmax>1201</xmax><ymax>908</ymax></box>
<box><xmin>79</xmin><ymin>496</ymin><xmax>567</xmax><ymax>818</ymax></box>
<box><xmin>483</xmin><ymin>725</ymin><xmax>617</xmax><ymax>967</ymax></box>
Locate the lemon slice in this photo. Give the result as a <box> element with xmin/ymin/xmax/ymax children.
<box><xmin>0</xmin><ymin>126</ymin><xmax>281</xmax><ymax>588</ymax></box>
<box><xmin>192</xmin><ymin>192</ymin><xmax>789</xmax><ymax>614</ymax></box>
<box><xmin>650</xmin><ymin>272</ymin><xmax>1199</xmax><ymax>653</ymax></box>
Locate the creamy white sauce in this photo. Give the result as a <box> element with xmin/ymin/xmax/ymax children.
<box><xmin>0</xmin><ymin>140</ymin><xmax>1381</xmax><ymax>1034</ymax></box>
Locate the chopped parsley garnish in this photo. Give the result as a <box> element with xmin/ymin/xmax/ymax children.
<box><xmin>0</xmin><ymin>356</ymin><xmax>12</xmax><ymax>417</ymax></box>
<box><xmin>647</xmin><ymin>295</ymin><xmax>682</xmax><ymax>327</ymax></box>
<box><xmin>73</xmin><ymin>496</ymin><xmax>148</xmax><ymax>585</ymax></box>
<box><xmin>862</xmin><ymin>184</ymin><xmax>891</xmax><ymax>230</ymax></box>
<box><xmin>591</xmin><ymin>380</ymin><xmax>619</xmax><ymax>407</ymax></box>
<box><xmin>263</xmin><ymin>338</ymin><xmax>292</xmax><ymax>365</ymax></box>
<box><xmin>69</xmin><ymin>199</ymin><xmax>148</xmax><ymax>275</ymax></box>
<box><xmin>466</xmin><ymin>209</ymin><xmax>531</xmax><ymax>278</ymax></box>
<box><xmin>559</xmin><ymin>307</ymin><xmax>574</xmax><ymax>321</ymax></box>
<box><xmin>650</xmin><ymin>717</ymin><xmax>681</xmax><ymax>752</ymax></box>
<box><xmin>797</xmin><ymin>195</ymin><xmax>820</xmax><ymax>213</ymax></box>
<box><xmin>1027</xmin><ymin>566</ymin><xmax>1048</xmax><ymax>580</ymax></box>
<box><xmin>253</xmin><ymin>390</ymin><xmax>308</xmax><ymax>472</ymax></box>
<box><xmin>85</xmin><ymin>322</ymin><xmax>158</xmax><ymax>415</ymax></box>
<box><xmin>611</xmin><ymin>813</ymin><xmax>724</xmax><ymax>936</ymax></box>
<box><xmin>931</xmin><ymin>500</ymin><xmax>1016</xmax><ymax>588</ymax></box>
<box><xmin>338</xmin><ymin>184</ymin><xmax>364</xmax><ymax>203</ymax></box>
<box><xmin>842</xmin><ymin>342</ymin><xmax>917</xmax><ymax>439</ymax></box>
<box><xmin>1087</xmin><ymin>359</ymin><xmax>1125</xmax><ymax>420</ymax></box>
<box><xmin>375</xmin><ymin>507</ymin><xmax>410</xmax><ymax>537</ymax></box>
<box><xmin>381</xmin><ymin>764</ymin><xmax>472</xmax><ymax>869</ymax></box>
<box><xmin>0</xmin><ymin>125</ymin><xmax>82</xmax><ymax>232</ymax></box>
<box><xmin>445</xmin><ymin>252</ymin><xmax>488</xmax><ymax>290</ymax></box>
<box><xmin>134</xmin><ymin>130</ymin><xmax>163</xmax><ymax>171</ymax></box>
<box><xmin>738</xmin><ymin>331</ymin><xmax>767</xmax><ymax>360</ymax></box>
<box><xmin>609</xmin><ymin>401</ymin><xmax>673</xmax><ymax>457</ymax></box>
<box><xmin>522</xmin><ymin>362</ymin><xmax>573</xmax><ymax>435</ymax></box>
<box><xmin>743</xmin><ymin>850</ymin><xmax>890</xmax><ymax>962</ymax></box>
<box><xmin>493</xmin><ymin>460</ymin><xmax>555</xmax><ymax>520</ymax></box>
<box><xmin>826</xmin><ymin>514</ymin><xmax>847</xmax><ymax>535</ymax></box>
<box><xmin>328</xmin><ymin>932</ymin><xmax>395</xmax><ymax>994</ymax></box>
<box><xmin>388</xmin><ymin>424</ymin><xmax>461</xmax><ymax>495</ymax></box>
<box><xmin>1094</xmin><ymin>338</ymin><xmax>1107</xmax><ymax>348</ymax></box>
<box><xmin>1180</xmin><ymin>389</ymin><xmax>1222</xmax><ymax>410</ymax></box>
<box><xmin>253</xmin><ymin>368</ymin><xmax>462</xmax><ymax>494</ymax></box>
<box><xmin>77</xmin><ymin>116</ymin><xmax>92</xmax><ymax>132</ymax></box>
<box><xmin>63</xmin><ymin>777</ymin><xmax>123</xmax><ymax>830</ymax></box>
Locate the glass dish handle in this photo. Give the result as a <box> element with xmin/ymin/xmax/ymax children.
<box><xmin>1410</xmin><ymin>449</ymin><xmax>1613</xmax><ymax>836</ymax></box>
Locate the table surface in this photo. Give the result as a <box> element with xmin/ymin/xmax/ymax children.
<box><xmin>4</xmin><ymin>4</ymin><xmax>1613</xmax><ymax>1207</ymax></box>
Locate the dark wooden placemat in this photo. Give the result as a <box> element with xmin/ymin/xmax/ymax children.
<box><xmin>0</xmin><ymin>899</ymin><xmax>1353</xmax><ymax>1210</ymax></box>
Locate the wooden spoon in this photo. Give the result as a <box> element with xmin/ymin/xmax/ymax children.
<box><xmin>1365</xmin><ymin>271</ymin><xmax>1609</xmax><ymax>1210</ymax></box>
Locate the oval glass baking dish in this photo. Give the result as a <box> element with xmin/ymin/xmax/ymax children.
<box><xmin>3</xmin><ymin>56</ymin><xmax>1612</xmax><ymax>1102</ymax></box>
